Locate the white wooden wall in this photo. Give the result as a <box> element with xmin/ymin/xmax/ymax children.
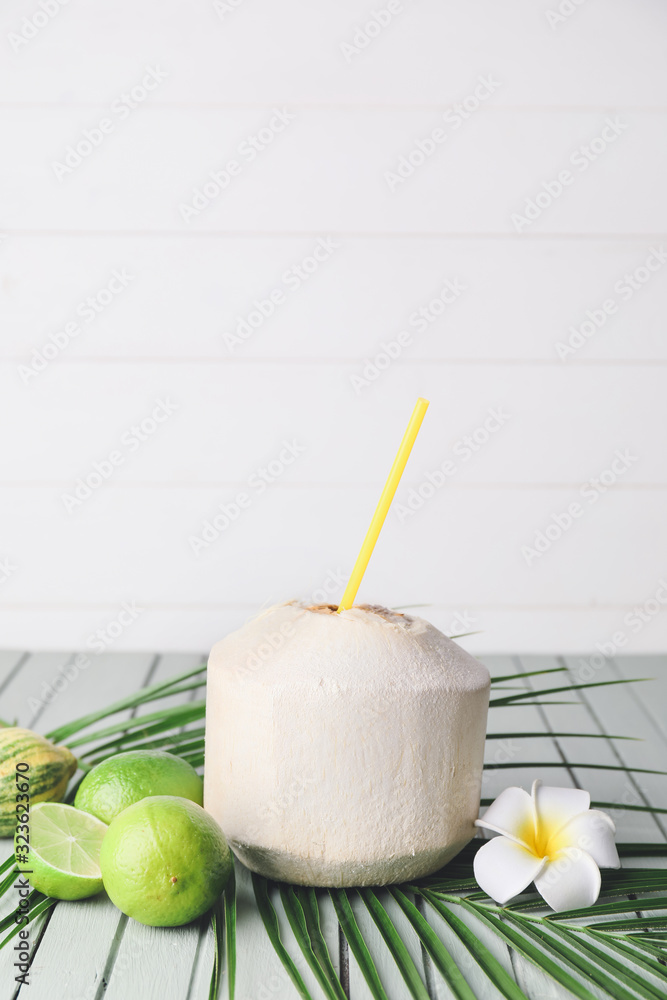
<box><xmin>1</xmin><ymin>0</ymin><xmax>666</xmax><ymax>654</ymax></box>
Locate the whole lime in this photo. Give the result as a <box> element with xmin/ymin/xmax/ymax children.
<box><xmin>100</xmin><ymin>795</ymin><xmax>232</xmax><ymax>926</ymax></box>
<box><xmin>74</xmin><ymin>750</ymin><xmax>203</xmax><ymax>824</ymax></box>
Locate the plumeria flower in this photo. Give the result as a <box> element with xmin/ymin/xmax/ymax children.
<box><xmin>473</xmin><ymin>779</ymin><xmax>620</xmax><ymax>911</ymax></box>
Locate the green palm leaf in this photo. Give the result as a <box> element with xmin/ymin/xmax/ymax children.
<box><xmin>359</xmin><ymin>889</ymin><xmax>431</xmax><ymax>1000</ymax></box>
<box><xmin>280</xmin><ymin>885</ymin><xmax>346</xmax><ymax>1000</ymax></box>
<box><xmin>551</xmin><ymin>897</ymin><xmax>667</xmax><ymax>920</ymax></box>
<box><xmin>484</xmin><ymin>761</ymin><xmax>667</xmax><ymax>775</ymax></box>
<box><xmin>330</xmin><ymin>889</ymin><xmax>389</xmax><ymax>1000</ymax></box>
<box><xmin>585</xmin><ymin>931</ymin><xmax>667</xmax><ymax>983</ymax></box>
<box><xmin>617</xmin><ymin>843</ymin><xmax>667</xmax><ymax>857</ymax></box>
<box><xmin>252</xmin><ymin>875</ymin><xmax>315</xmax><ymax>1000</ymax></box>
<box><xmin>79</xmin><ymin>724</ymin><xmax>206</xmax><ymax>761</ymax></box>
<box><xmin>66</xmin><ymin>700</ymin><xmax>206</xmax><ymax>749</ymax></box>
<box><xmin>544</xmin><ymin>921</ymin><xmax>667</xmax><ymax>1000</ymax></box>
<box><xmin>225</xmin><ymin>866</ymin><xmax>237</xmax><ymax>1000</ymax></box>
<box><xmin>298</xmin><ymin>889</ymin><xmax>346</xmax><ymax>1000</ymax></box>
<box><xmin>455</xmin><ymin>898</ymin><xmax>601</xmax><ymax>1000</ymax></box>
<box><xmin>419</xmin><ymin>889</ymin><xmax>529</xmax><ymax>1000</ymax></box>
<box><xmin>489</xmin><ymin>677</ymin><xmax>650</xmax><ymax>707</ymax></box>
<box><xmin>82</xmin><ymin>732</ymin><xmax>206</xmax><ymax>769</ymax></box>
<box><xmin>503</xmin><ymin>913</ymin><xmax>650</xmax><ymax>1000</ymax></box>
<box><xmin>490</xmin><ymin>666</ymin><xmax>568</xmax><ymax>684</ymax></box>
<box><xmin>587</xmin><ymin>916</ymin><xmax>667</xmax><ymax>933</ymax></box>
<box><xmin>46</xmin><ymin>664</ymin><xmax>207</xmax><ymax>742</ymax></box>
<box><xmin>0</xmin><ymin>896</ymin><xmax>57</xmax><ymax>949</ymax></box>
<box><xmin>486</xmin><ymin>731</ymin><xmax>640</xmax><ymax>741</ymax></box>
<box><xmin>592</xmin><ymin>801</ymin><xmax>667</xmax><ymax>815</ymax></box>
<box><xmin>625</xmin><ymin>936</ymin><xmax>667</xmax><ymax>961</ymax></box>
<box><xmin>389</xmin><ymin>887</ymin><xmax>478</xmax><ymax>1000</ymax></box>
<box><xmin>208</xmin><ymin>896</ymin><xmax>225</xmax><ymax>1000</ymax></box>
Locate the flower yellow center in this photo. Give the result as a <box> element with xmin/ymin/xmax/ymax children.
<box><xmin>515</xmin><ymin>814</ymin><xmax>569</xmax><ymax>860</ymax></box>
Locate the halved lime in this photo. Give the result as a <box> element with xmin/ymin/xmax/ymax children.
<box><xmin>15</xmin><ymin>802</ymin><xmax>108</xmax><ymax>900</ymax></box>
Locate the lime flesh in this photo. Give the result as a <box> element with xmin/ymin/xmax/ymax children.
<box><xmin>100</xmin><ymin>795</ymin><xmax>232</xmax><ymax>926</ymax></box>
<box><xmin>15</xmin><ymin>802</ymin><xmax>107</xmax><ymax>900</ymax></box>
<box><xmin>74</xmin><ymin>750</ymin><xmax>203</xmax><ymax>824</ymax></box>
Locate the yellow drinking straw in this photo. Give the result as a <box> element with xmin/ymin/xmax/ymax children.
<box><xmin>337</xmin><ymin>397</ymin><xmax>430</xmax><ymax>613</ymax></box>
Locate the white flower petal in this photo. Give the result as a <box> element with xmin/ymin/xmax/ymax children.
<box><xmin>532</xmin><ymin>781</ymin><xmax>590</xmax><ymax>837</ymax></box>
<box><xmin>534</xmin><ymin>848</ymin><xmax>601</xmax><ymax>912</ymax></box>
<box><xmin>473</xmin><ymin>836</ymin><xmax>546</xmax><ymax>905</ymax></box>
<box><xmin>475</xmin><ymin>786</ymin><xmax>535</xmax><ymax>846</ymax></box>
<box><xmin>553</xmin><ymin>809</ymin><xmax>620</xmax><ymax>869</ymax></box>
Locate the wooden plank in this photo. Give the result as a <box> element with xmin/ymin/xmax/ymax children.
<box><xmin>189</xmin><ymin>837</ymin><xmax>341</xmax><ymax>1000</ymax></box>
<box><xmin>0</xmin><ymin>653</ymin><xmax>37</xmax><ymax>1000</ymax></box>
<box><xmin>0</xmin><ymin>652</ymin><xmax>75</xmax><ymax>730</ymax></box>
<box><xmin>424</xmin><ymin>896</ymin><xmax>524</xmax><ymax>1000</ymax></box>
<box><xmin>500</xmin><ymin>657</ymin><xmax>598</xmax><ymax>1000</ymax></box>
<box><xmin>417</xmin><ymin>655</ymin><xmax>523</xmax><ymax>997</ymax></box>
<box><xmin>104</xmin><ymin>917</ymin><xmax>202</xmax><ymax>1000</ymax></box>
<box><xmin>1</xmin><ymin>652</ymin><xmax>79</xmax><ymax>889</ymax></box>
<box><xmin>527</xmin><ymin>655</ymin><xmax>667</xmax><ymax>999</ymax></box>
<box><xmin>5</xmin><ymin>237</ymin><xmax>667</xmax><ymax>366</ymax></box>
<box><xmin>6</xmin><ymin>364</ymin><xmax>665</xmax><ymax>492</ymax></box>
<box><xmin>183</xmin><ymin>919</ymin><xmax>215</xmax><ymax>1000</ymax></box>
<box><xmin>317</xmin><ymin>889</ymin><xmax>343</xmax><ymax>986</ymax></box>
<box><xmin>346</xmin><ymin>887</ymin><xmax>430</xmax><ymax>1000</ymax></box>
<box><xmin>272</xmin><ymin>880</ymin><xmax>341</xmax><ymax>998</ymax></box>
<box><xmin>132</xmin><ymin>652</ymin><xmax>204</xmax><ymax>720</ymax></box>
<box><xmin>130</xmin><ymin>654</ymin><xmax>210</xmax><ymax>1000</ymax></box>
<box><xmin>560</xmin><ymin>655</ymin><xmax>667</xmax><ymax>842</ymax></box>
<box><xmin>2</xmin><ymin>107</ymin><xmax>665</xmax><ymax>235</ymax></box>
<box><xmin>609</xmin><ymin>655</ymin><xmax>667</xmax><ymax>746</ymax></box>
<box><xmin>483</xmin><ymin>653</ymin><xmax>564</xmax><ymax>803</ymax></box>
<box><xmin>4</xmin><ymin>484</ymin><xmax>667</xmax><ymax>615</ymax></box>
<box><xmin>0</xmin><ymin>653</ymin><xmax>156</xmax><ymax>1000</ymax></box>
<box><xmin>561</xmin><ymin>654</ymin><xmax>667</xmax><ymax>1000</ymax></box>
<box><xmin>38</xmin><ymin>652</ymin><xmax>157</xmax><ymax>735</ymax></box>
<box><xmin>477</xmin><ymin>656</ymin><xmax>583</xmax><ymax>999</ymax></box>
<box><xmin>102</xmin><ymin>654</ymin><xmax>207</xmax><ymax>1000</ymax></box>
<box><xmin>24</xmin><ymin>897</ymin><xmax>125</xmax><ymax>1000</ymax></box>
<box><xmin>229</xmin><ymin>864</ymin><xmax>311</xmax><ymax>1000</ymax></box>
<box><xmin>0</xmin><ymin>0</ymin><xmax>664</xmax><ymax>109</ymax></box>
<box><xmin>0</xmin><ymin>651</ymin><xmax>28</xmax><ymax>704</ymax></box>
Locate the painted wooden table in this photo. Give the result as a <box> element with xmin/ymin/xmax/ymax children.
<box><xmin>1</xmin><ymin>650</ymin><xmax>665</xmax><ymax>1000</ymax></box>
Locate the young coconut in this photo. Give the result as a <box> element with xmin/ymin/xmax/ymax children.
<box><xmin>205</xmin><ymin>601</ymin><xmax>490</xmax><ymax>887</ymax></box>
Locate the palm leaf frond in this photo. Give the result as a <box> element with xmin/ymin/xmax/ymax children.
<box><xmin>252</xmin><ymin>875</ymin><xmax>315</xmax><ymax>1000</ymax></box>
<box><xmin>46</xmin><ymin>664</ymin><xmax>207</xmax><ymax>742</ymax></box>
<box><xmin>484</xmin><ymin>761</ymin><xmax>667</xmax><ymax>775</ymax></box>
<box><xmin>419</xmin><ymin>888</ymin><xmax>529</xmax><ymax>1000</ymax></box>
<box><xmin>359</xmin><ymin>888</ymin><xmax>431</xmax><ymax>1000</ymax></box>
<box><xmin>280</xmin><ymin>885</ymin><xmax>346</xmax><ymax>1000</ymax></box>
<box><xmin>330</xmin><ymin>889</ymin><xmax>389</xmax><ymax>1000</ymax></box>
<box><xmin>208</xmin><ymin>896</ymin><xmax>225</xmax><ymax>1000</ymax></box>
<box><xmin>389</xmin><ymin>887</ymin><xmax>478</xmax><ymax>1000</ymax></box>
<box><xmin>486</xmin><ymin>731</ymin><xmax>640</xmax><ymax>741</ymax></box>
<box><xmin>490</xmin><ymin>666</ymin><xmax>568</xmax><ymax>684</ymax></box>
<box><xmin>225</xmin><ymin>866</ymin><xmax>237</xmax><ymax>1000</ymax></box>
<box><xmin>489</xmin><ymin>677</ymin><xmax>649</xmax><ymax>707</ymax></box>
<box><xmin>66</xmin><ymin>700</ymin><xmax>206</xmax><ymax>749</ymax></box>
<box><xmin>297</xmin><ymin>889</ymin><xmax>346</xmax><ymax>1000</ymax></box>
<box><xmin>0</xmin><ymin>894</ymin><xmax>56</xmax><ymax>948</ymax></box>
<box><xmin>454</xmin><ymin>898</ymin><xmax>601</xmax><ymax>1000</ymax></box>
<box><xmin>510</xmin><ymin>914</ymin><xmax>653</xmax><ymax>1000</ymax></box>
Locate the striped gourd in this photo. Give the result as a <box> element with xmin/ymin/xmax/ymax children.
<box><xmin>0</xmin><ymin>727</ymin><xmax>77</xmax><ymax>835</ymax></box>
